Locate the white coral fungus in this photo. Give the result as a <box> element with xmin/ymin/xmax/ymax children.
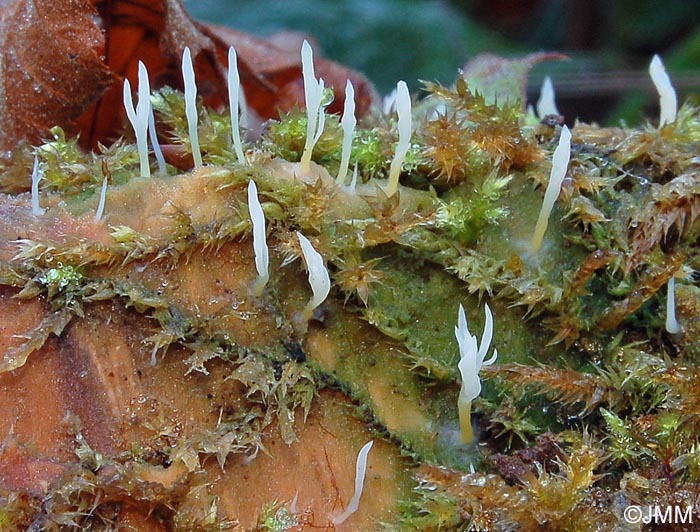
<box><xmin>123</xmin><ymin>61</ymin><xmax>152</xmax><ymax>177</ymax></box>
<box><xmin>666</xmin><ymin>277</ymin><xmax>681</xmax><ymax>334</ymax></box>
<box><xmin>297</xmin><ymin>232</ymin><xmax>330</xmax><ymax>320</ymax></box>
<box><xmin>332</xmin><ymin>440</ymin><xmax>374</xmax><ymax>525</ymax></box>
<box><xmin>649</xmin><ymin>54</ymin><xmax>677</xmax><ymax>128</ymax></box>
<box><xmin>536</xmin><ymin>76</ymin><xmax>559</xmax><ymax>118</ymax></box>
<box><xmin>94</xmin><ymin>177</ymin><xmax>108</xmax><ymax>223</ymax></box>
<box><xmin>247</xmin><ymin>180</ymin><xmax>269</xmax><ymax>296</ymax></box>
<box><xmin>386</xmin><ymin>80</ymin><xmax>411</xmax><ymax>196</ymax></box>
<box><xmin>182</xmin><ymin>47</ymin><xmax>202</xmax><ymax>167</ymax></box>
<box><xmin>228</xmin><ymin>45</ymin><xmax>246</xmax><ymax>163</ymax></box>
<box><xmin>530</xmin><ymin>124</ymin><xmax>572</xmax><ymax>254</ymax></box>
<box><xmin>456</xmin><ymin>303</ymin><xmax>497</xmax><ymax>444</ymax></box>
<box><xmin>299</xmin><ymin>40</ymin><xmax>327</xmax><ymax>172</ymax></box>
<box><xmin>30</xmin><ymin>155</ymin><xmax>45</xmax><ymax>216</ymax></box>
<box><xmin>336</xmin><ymin>80</ymin><xmax>356</xmax><ymax>185</ymax></box>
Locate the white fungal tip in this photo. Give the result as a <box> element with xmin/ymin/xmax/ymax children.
<box><xmin>248</xmin><ymin>180</ymin><xmax>269</xmax><ymax>296</ymax></box>
<box><xmin>649</xmin><ymin>54</ymin><xmax>677</xmax><ymax>128</ymax></box>
<box><xmin>336</xmin><ymin>79</ymin><xmax>356</xmax><ymax>184</ymax></box>
<box><xmin>94</xmin><ymin>177</ymin><xmax>108</xmax><ymax>222</ymax></box>
<box><xmin>228</xmin><ymin>45</ymin><xmax>246</xmax><ymax>163</ymax></box>
<box><xmin>387</xmin><ymin>80</ymin><xmax>411</xmax><ymax>196</ymax></box>
<box><xmin>536</xmin><ymin>76</ymin><xmax>559</xmax><ymax>118</ymax></box>
<box><xmin>30</xmin><ymin>155</ymin><xmax>45</xmax><ymax>216</ymax></box>
<box><xmin>665</xmin><ymin>277</ymin><xmax>681</xmax><ymax>334</ymax></box>
<box><xmin>530</xmin><ymin>124</ymin><xmax>572</xmax><ymax>254</ymax></box>
<box><xmin>297</xmin><ymin>232</ymin><xmax>330</xmax><ymax>320</ymax></box>
<box><xmin>332</xmin><ymin>440</ymin><xmax>374</xmax><ymax>525</ymax></box>
<box><xmin>182</xmin><ymin>46</ymin><xmax>202</xmax><ymax>167</ymax></box>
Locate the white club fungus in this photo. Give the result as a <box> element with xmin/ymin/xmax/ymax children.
<box><xmin>332</xmin><ymin>440</ymin><xmax>374</xmax><ymax>525</ymax></box>
<box><xmin>247</xmin><ymin>180</ymin><xmax>269</xmax><ymax>296</ymax></box>
<box><xmin>228</xmin><ymin>46</ymin><xmax>246</xmax><ymax>163</ymax></box>
<box><xmin>666</xmin><ymin>277</ymin><xmax>681</xmax><ymax>334</ymax></box>
<box><xmin>299</xmin><ymin>40</ymin><xmax>327</xmax><ymax>172</ymax></box>
<box><xmin>530</xmin><ymin>125</ymin><xmax>572</xmax><ymax>254</ymax></box>
<box><xmin>94</xmin><ymin>177</ymin><xmax>108</xmax><ymax>222</ymax></box>
<box><xmin>30</xmin><ymin>155</ymin><xmax>45</xmax><ymax>216</ymax></box>
<box><xmin>297</xmin><ymin>231</ymin><xmax>330</xmax><ymax>320</ymax></box>
<box><xmin>182</xmin><ymin>47</ymin><xmax>203</xmax><ymax>168</ymax></box>
<box><xmin>536</xmin><ymin>76</ymin><xmax>559</xmax><ymax>118</ymax></box>
<box><xmin>386</xmin><ymin>80</ymin><xmax>411</xmax><ymax>196</ymax></box>
<box><xmin>336</xmin><ymin>80</ymin><xmax>356</xmax><ymax>185</ymax></box>
<box><xmin>649</xmin><ymin>54</ymin><xmax>677</xmax><ymax>128</ymax></box>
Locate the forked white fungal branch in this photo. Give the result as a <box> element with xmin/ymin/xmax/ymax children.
<box><xmin>332</xmin><ymin>440</ymin><xmax>374</xmax><ymax>525</ymax></box>
<box><xmin>123</xmin><ymin>61</ymin><xmax>152</xmax><ymax>177</ymax></box>
<box><xmin>666</xmin><ymin>277</ymin><xmax>681</xmax><ymax>334</ymax></box>
<box><xmin>336</xmin><ymin>80</ymin><xmax>356</xmax><ymax>185</ymax></box>
<box><xmin>297</xmin><ymin>232</ymin><xmax>330</xmax><ymax>320</ymax></box>
<box><xmin>30</xmin><ymin>155</ymin><xmax>45</xmax><ymax>216</ymax></box>
<box><xmin>300</xmin><ymin>40</ymin><xmax>327</xmax><ymax>172</ymax></box>
<box><xmin>649</xmin><ymin>54</ymin><xmax>677</xmax><ymax>128</ymax></box>
<box><xmin>148</xmin><ymin>103</ymin><xmax>166</xmax><ymax>175</ymax></box>
<box><xmin>536</xmin><ymin>76</ymin><xmax>559</xmax><ymax>118</ymax></box>
<box><xmin>248</xmin><ymin>180</ymin><xmax>269</xmax><ymax>296</ymax></box>
<box><xmin>182</xmin><ymin>47</ymin><xmax>202</xmax><ymax>167</ymax></box>
<box><xmin>530</xmin><ymin>125</ymin><xmax>572</xmax><ymax>254</ymax></box>
<box><xmin>456</xmin><ymin>304</ymin><xmax>497</xmax><ymax>444</ymax></box>
<box><xmin>386</xmin><ymin>80</ymin><xmax>411</xmax><ymax>196</ymax></box>
<box><xmin>228</xmin><ymin>46</ymin><xmax>246</xmax><ymax>163</ymax></box>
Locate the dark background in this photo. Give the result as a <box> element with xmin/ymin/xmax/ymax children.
<box><xmin>185</xmin><ymin>0</ymin><xmax>700</xmax><ymax>125</ymax></box>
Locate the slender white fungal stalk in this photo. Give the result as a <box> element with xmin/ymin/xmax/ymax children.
<box><xmin>336</xmin><ymin>80</ymin><xmax>356</xmax><ymax>184</ymax></box>
<box><xmin>182</xmin><ymin>47</ymin><xmax>202</xmax><ymax>167</ymax></box>
<box><xmin>666</xmin><ymin>277</ymin><xmax>681</xmax><ymax>334</ymax></box>
<box><xmin>386</xmin><ymin>80</ymin><xmax>411</xmax><ymax>196</ymax></box>
<box><xmin>123</xmin><ymin>62</ymin><xmax>151</xmax><ymax>177</ymax></box>
<box><xmin>332</xmin><ymin>440</ymin><xmax>374</xmax><ymax>525</ymax></box>
<box><xmin>248</xmin><ymin>180</ymin><xmax>269</xmax><ymax>296</ymax></box>
<box><xmin>30</xmin><ymin>155</ymin><xmax>45</xmax><ymax>216</ymax></box>
<box><xmin>649</xmin><ymin>54</ymin><xmax>677</xmax><ymax>128</ymax></box>
<box><xmin>455</xmin><ymin>304</ymin><xmax>497</xmax><ymax>444</ymax></box>
<box><xmin>148</xmin><ymin>103</ymin><xmax>166</xmax><ymax>174</ymax></box>
<box><xmin>297</xmin><ymin>232</ymin><xmax>330</xmax><ymax>320</ymax></box>
<box><xmin>94</xmin><ymin>177</ymin><xmax>108</xmax><ymax>222</ymax></box>
<box><xmin>299</xmin><ymin>40</ymin><xmax>327</xmax><ymax>172</ymax></box>
<box><xmin>530</xmin><ymin>125</ymin><xmax>572</xmax><ymax>254</ymax></box>
<box><xmin>228</xmin><ymin>46</ymin><xmax>246</xmax><ymax>163</ymax></box>
<box><xmin>536</xmin><ymin>76</ymin><xmax>559</xmax><ymax>118</ymax></box>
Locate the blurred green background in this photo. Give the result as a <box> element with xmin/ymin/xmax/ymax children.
<box><xmin>184</xmin><ymin>0</ymin><xmax>700</xmax><ymax>125</ymax></box>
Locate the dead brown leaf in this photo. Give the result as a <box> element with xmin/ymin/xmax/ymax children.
<box><xmin>0</xmin><ymin>0</ymin><xmax>375</xmax><ymax>151</ymax></box>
